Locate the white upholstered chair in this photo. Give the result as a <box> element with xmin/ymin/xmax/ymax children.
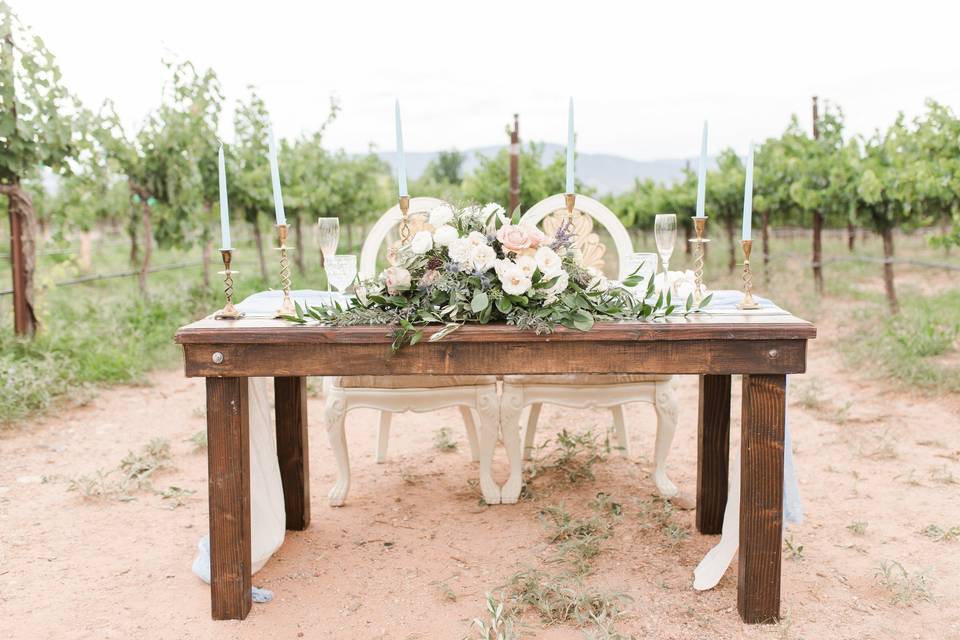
<box><xmin>497</xmin><ymin>194</ymin><xmax>680</xmax><ymax>504</ymax></box>
<box><xmin>323</xmin><ymin>198</ymin><xmax>504</xmax><ymax>506</ymax></box>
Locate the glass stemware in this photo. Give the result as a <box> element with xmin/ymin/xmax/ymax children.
<box><xmin>624</xmin><ymin>252</ymin><xmax>658</xmax><ymax>299</ymax></box>
<box><xmin>325</xmin><ymin>254</ymin><xmax>357</xmax><ymax>295</ymax></box>
<box><xmin>317</xmin><ymin>217</ymin><xmax>340</xmax><ymax>293</ymax></box>
<box><xmin>654</xmin><ymin>214</ymin><xmax>677</xmax><ymax>297</ymax></box>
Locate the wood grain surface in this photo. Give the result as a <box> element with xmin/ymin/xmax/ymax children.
<box><xmin>737</xmin><ymin>374</ymin><xmax>786</xmax><ymax>623</ymax></box>
<box><xmin>205</xmin><ymin>377</ymin><xmax>252</xmax><ymax>620</ymax></box>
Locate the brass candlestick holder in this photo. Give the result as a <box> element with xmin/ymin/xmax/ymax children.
<box><xmin>688</xmin><ymin>217</ymin><xmax>710</xmax><ymax>306</ymax></box>
<box><xmin>215</xmin><ymin>249</ymin><xmax>244</xmax><ymax>320</ymax></box>
<box><xmin>564</xmin><ymin>193</ymin><xmax>576</xmax><ymax>222</ymax></box>
<box><xmin>275</xmin><ymin>224</ymin><xmax>296</xmax><ymax>317</ymax></box>
<box><xmin>398</xmin><ymin>195</ymin><xmax>411</xmax><ymax>244</ymax></box>
<box><xmin>737</xmin><ymin>239</ymin><xmax>760</xmax><ymax>310</ymax></box>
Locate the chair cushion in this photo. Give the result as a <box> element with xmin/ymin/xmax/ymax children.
<box><xmin>502</xmin><ymin>373</ymin><xmax>671</xmax><ymax>385</ymax></box>
<box><xmin>333</xmin><ymin>375</ymin><xmax>497</xmax><ymax>389</ymax></box>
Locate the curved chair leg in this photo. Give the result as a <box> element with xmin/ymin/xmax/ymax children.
<box><xmin>475</xmin><ymin>387</ymin><xmax>501</xmax><ymax>505</ymax></box>
<box><xmin>459</xmin><ymin>406</ymin><xmax>480</xmax><ymax>463</ymax></box>
<box><xmin>523</xmin><ymin>402</ymin><xmax>542</xmax><ymax>461</ymax></box>
<box><xmin>652</xmin><ymin>379</ymin><xmax>680</xmax><ymax>498</ymax></box>
<box><xmin>324</xmin><ymin>392</ymin><xmax>350</xmax><ymax>506</ymax></box>
<box><xmin>610</xmin><ymin>404</ymin><xmax>629</xmax><ymax>457</ymax></box>
<box><xmin>376</xmin><ymin>411</ymin><xmax>392</xmax><ymax>463</ymax></box>
<box><xmin>500</xmin><ymin>385</ymin><xmax>525</xmax><ymax>504</ymax></box>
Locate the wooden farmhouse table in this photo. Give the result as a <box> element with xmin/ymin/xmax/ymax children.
<box><xmin>175</xmin><ymin>312</ymin><xmax>816</xmax><ymax>624</ymax></box>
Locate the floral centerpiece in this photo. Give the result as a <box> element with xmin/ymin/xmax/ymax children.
<box><xmin>288</xmin><ymin>203</ymin><xmax>709</xmax><ymax>350</ymax></box>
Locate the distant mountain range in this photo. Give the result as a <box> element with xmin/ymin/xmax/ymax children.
<box><xmin>377</xmin><ymin>143</ymin><xmax>711</xmax><ymax>195</ymax></box>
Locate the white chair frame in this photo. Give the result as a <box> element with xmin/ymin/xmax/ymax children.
<box><xmin>497</xmin><ymin>193</ymin><xmax>680</xmax><ymax>504</ymax></box>
<box><xmin>324</xmin><ymin>197</ymin><xmax>506</xmax><ymax>506</ymax></box>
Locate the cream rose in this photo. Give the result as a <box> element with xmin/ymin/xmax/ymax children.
<box><xmin>383</xmin><ymin>266</ymin><xmax>412</xmax><ymax>295</ymax></box>
<box><xmin>468</xmin><ymin>244</ymin><xmax>497</xmax><ymax>272</ymax></box>
<box><xmin>534</xmin><ymin>246</ymin><xmax>563</xmax><ymax>278</ymax></box>
<box><xmin>410</xmin><ymin>230</ymin><xmax>433</xmax><ymax>254</ymax></box>
<box><xmin>515</xmin><ymin>255</ymin><xmax>537</xmax><ymax>278</ymax></box>
<box><xmin>496</xmin><ymin>224</ymin><xmax>533</xmax><ymax>253</ymax></box>
<box><xmin>466</xmin><ymin>230</ymin><xmax>489</xmax><ymax>248</ymax></box>
<box><xmin>433</xmin><ymin>224</ymin><xmax>458</xmax><ymax>247</ymax></box>
<box><xmin>428</xmin><ymin>204</ymin><xmax>455</xmax><ymax>227</ymax></box>
<box><xmin>447</xmin><ymin>238</ymin><xmax>472</xmax><ymax>265</ymax></box>
<box><xmin>499</xmin><ymin>264</ymin><xmax>532</xmax><ymax>296</ymax></box>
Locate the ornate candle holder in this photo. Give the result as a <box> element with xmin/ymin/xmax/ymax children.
<box><xmin>564</xmin><ymin>193</ymin><xmax>576</xmax><ymax>223</ymax></box>
<box><xmin>737</xmin><ymin>239</ymin><xmax>760</xmax><ymax>310</ymax></box>
<box><xmin>214</xmin><ymin>249</ymin><xmax>244</xmax><ymax>320</ymax></box>
<box><xmin>275</xmin><ymin>224</ymin><xmax>296</xmax><ymax>317</ymax></box>
<box><xmin>398</xmin><ymin>195</ymin><xmax>411</xmax><ymax>244</ymax></box>
<box><xmin>687</xmin><ymin>217</ymin><xmax>710</xmax><ymax>306</ymax></box>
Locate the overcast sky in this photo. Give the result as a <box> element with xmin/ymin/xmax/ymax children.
<box><xmin>14</xmin><ymin>1</ymin><xmax>960</xmax><ymax>160</ymax></box>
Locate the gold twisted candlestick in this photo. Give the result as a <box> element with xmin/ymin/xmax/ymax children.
<box><xmin>688</xmin><ymin>217</ymin><xmax>710</xmax><ymax>306</ymax></box>
<box><xmin>398</xmin><ymin>195</ymin><xmax>411</xmax><ymax>244</ymax></box>
<box><xmin>564</xmin><ymin>193</ymin><xmax>576</xmax><ymax>223</ymax></box>
<box><xmin>737</xmin><ymin>239</ymin><xmax>760</xmax><ymax>310</ymax></box>
<box><xmin>215</xmin><ymin>249</ymin><xmax>244</xmax><ymax>319</ymax></box>
<box><xmin>275</xmin><ymin>224</ymin><xmax>296</xmax><ymax>317</ymax></box>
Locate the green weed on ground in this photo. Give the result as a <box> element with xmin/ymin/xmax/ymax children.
<box><xmin>843</xmin><ymin>289</ymin><xmax>960</xmax><ymax>394</ymax></box>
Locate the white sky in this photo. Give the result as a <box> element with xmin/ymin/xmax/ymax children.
<box><xmin>14</xmin><ymin>0</ymin><xmax>960</xmax><ymax>160</ymax></box>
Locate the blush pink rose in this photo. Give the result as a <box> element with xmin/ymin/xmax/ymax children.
<box><xmin>383</xmin><ymin>266</ymin><xmax>412</xmax><ymax>295</ymax></box>
<box><xmin>521</xmin><ymin>224</ymin><xmax>547</xmax><ymax>248</ymax></box>
<box><xmin>496</xmin><ymin>224</ymin><xmax>534</xmax><ymax>253</ymax></box>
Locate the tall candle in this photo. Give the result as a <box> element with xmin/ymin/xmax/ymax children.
<box><xmin>395</xmin><ymin>100</ymin><xmax>408</xmax><ymax>197</ymax></box>
<box><xmin>267</xmin><ymin>127</ymin><xmax>286</xmax><ymax>226</ymax></box>
<box><xmin>695</xmin><ymin>121</ymin><xmax>708</xmax><ymax>218</ymax></box>
<box><xmin>217</xmin><ymin>143</ymin><xmax>231</xmax><ymax>249</ymax></box>
<box><xmin>565</xmin><ymin>97</ymin><xmax>575</xmax><ymax>194</ymax></box>
<box><xmin>742</xmin><ymin>143</ymin><xmax>754</xmax><ymax>240</ymax></box>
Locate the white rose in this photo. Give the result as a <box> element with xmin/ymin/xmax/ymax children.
<box><xmin>447</xmin><ymin>238</ymin><xmax>472</xmax><ymax>265</ymax></box>
<box><xmin>428</xmin><ymin>204</ymin><xmax>455</xmax><ymax>227</ymax></box>
<box><xmin>542</xmin><ymin>270</ymin><xmax>569</xmax><ymax>304</ymax></box>
<box><xmin>494</xmin><ymin>258</ymin><xmax>513</xmax><ymax>280</ymax></box>
<box><xmin>515</xmin><ymin>255</ymin><xmax>537</xmax><ymax>279</ymax></box>
<box><xmin>586</xmin><ymin>267</ymin><xmax>609</xmax><ymax>293</ymax></box>
<box><xmin>534</xmin><ymin>246</ymin><xmax>563</xmax><ymax>278</ymax></box>
<box><xmin>468</xmin><ymin>244</ymin><xmax>497</xmax><ymax>272</ymax></box>
<box><xmin>433</xmin><ymin>224</ymin><xmax>459</xmax><ymax>247</ymax></box>
<box><xmin>410</xmin><ymin>230</ymin><xmax>433</xmax><ymax>254</ymax></box>
<box><xmin>499</xmin><ymin>264</ymin><xmax>532</xmax><ymax>296</ymax></box>
<box><xmin>655</xmin><ymin>269</ymin><xmax>701</xmax><ymax>302</ymax></box>
<box><xmin>466</xmin><ymin>230</ymin><xmax>489</xmax><ymax>248</ymax></box>
<box><xmin>383</xmin><ymin>266</ymin><xmax>412</xmax><ymax>295</ymax></box>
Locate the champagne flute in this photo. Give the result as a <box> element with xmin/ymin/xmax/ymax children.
<box><xmin>317</xmin><ymin>217</ymin><xmax>340</xmax><ymax>295</ymax></box>
<box><xmin>325</xmin><ymin>254</ymin><xmax>357</xmax><ymax>297</ymax></box>
<box><xmin>654</xmin><ymin>214</ymin><xmax>677</xmax><ymax>298</ymax></box>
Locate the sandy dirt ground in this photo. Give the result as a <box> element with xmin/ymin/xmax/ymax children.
<box><xmin>2</xmin><ymin>306</ymin><xmax>960</xmax><ymax>640</ymax></box>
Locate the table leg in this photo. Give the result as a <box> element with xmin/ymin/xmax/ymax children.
<box><xmin>205</xmin><ymin>377</ymin><xmax>252</xmax><ymax>620</ymax></box>
<box><xmin>274</xmin><ymin>376</ymin><xmax>310</xmax><ymax>530</ymax></box>
<box><xmin>697</xmin><ymin>374</ymin><xmax>731</xmax><ymax>535</ymax></box>
<box><xmin>738</xmin><ymin>374</ymin><xmax>786</xmax><ymax>624</ymax></box>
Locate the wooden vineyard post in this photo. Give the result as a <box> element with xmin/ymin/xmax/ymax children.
<box><xmin>811</xmin><ymin>96</ymin><xmax>824</xmax><ymax>295</ymax></box>
<box><xmin>509</xmin><ymin>114</ymin><xmax>520</xmax><ymax>215</ymax></box>
<box><xmin>5</xmin><ymin>181</ymin><xmax>37</xmax><ymax>337</ymax></box>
